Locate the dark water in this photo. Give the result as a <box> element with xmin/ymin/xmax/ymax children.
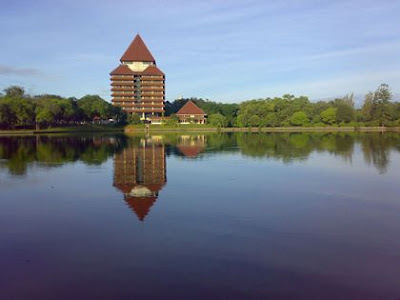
<box><xmin>1</xmin><ymin>132</ymin><xmax>400</xmax><ymax>299</ymax></box>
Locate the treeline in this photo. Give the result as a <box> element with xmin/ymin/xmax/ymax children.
<box><xmin>0</xmin><ymin>86</ymin><xmax>126</xmax><ymax>129</ymax></box>
<box><xmin>2</xmin><ymin>83</ymin><xmax>399</xmax><ymax>129</ymax></box>
<box><xmin>165</xmin><ymin>83</ymin><xmax>400</xmax><ymax>127</ymax></box>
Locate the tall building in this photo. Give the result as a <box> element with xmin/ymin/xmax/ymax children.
<box><xmin>110</xmin><ymin>34</ymin><xmax>165</xmax><ymax>120</ymax></box>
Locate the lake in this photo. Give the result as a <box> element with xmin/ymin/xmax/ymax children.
<box><xmin>1</xmin><ymin>132</ymin><xmax>400</xmax><ymax>299</ymax></box>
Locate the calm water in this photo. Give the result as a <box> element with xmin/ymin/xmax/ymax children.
<box><xmin>1</xmin><ymin>132</ymin><xmax>400</xmax><ymax>299</ymax></box>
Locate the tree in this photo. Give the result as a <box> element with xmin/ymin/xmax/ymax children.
<box><xmin>35</xmin><ymin>100</ymin><xmax>61</xmax><ymax>126</ymax></box>
<box><xmin>112</xmin><ymin>106</ymin><xmax>127</xmax><ymax>124</ymax></box>
<box><xmin>262</xmin><ymin>113</ymin><xmax>278</xmax><ymax>127</ymax></box>
<box><xmin>4</xmin><ymin>86</ymin><xmax>25</xmax><ymax>98</ymax></box>
<box><xmin>77</xmin><ymin>95</ymin><xmax>112</xmax><ymax>120</ymax></box>
<box><xmin>128</xmin><ymin>113</ymin><xmax>141</xmax><ymax>124</ymax></box>
<box><xmin>320</xmin><ymin>107</ymin><xmax>337</xmax><ymax>125</ymax></box>
<box><xmin>361</xmin><ymin>92</ymin><xmax>374</xmax><ymax>122</ymax></box>
<box><xmin>248</xmin><ymin>115</ymin><xmax>261</xmax><ymax>127</ymax></box>
<box><xmin>336</xmin><ymin>103</ymin><xmax>354</xmax><ymax>123</ymax></box>
<box><xmin>371</xmin><ymin>83</ymin><xmax>392</xmax><ymax>126</ymax></box>
<box><xmin>208</xmin><ymin>113</ymin><xmax>227</xmax><ymax>127</ymax></box>
<box><xmin>9</xmin><ymin>97</ymin><xmax>35</xmax><ymax>125</ymax></box>
<box><xmin>165</xmin><ymin>113</ymin><xmax>179</xmax><ymax>126</ymax></box>
<box><xmin>290</xmin><ymin>111</ymin><xmax>309</xmax><ymax>126</ymax></box>
<box><xmin>0</xmin><ymin>102</ymin><xmax>16</xmax><ymax>128</ymax></box>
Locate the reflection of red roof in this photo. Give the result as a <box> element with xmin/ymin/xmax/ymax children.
<box><xmin>125</xmin><ymin>196</ymin><xmax>157</xmax><ymax>221</ymax></box>
<box><xmin>120</xmin><ymin>34</ymin><xmax>156</xmax><ymax>62</ymax></box>
<box><xmin>142</xmin><ymin>65</ymin><xmax>165</xmax><ymax>76</ymax></box>
<box><xmin>110</xmin><ymin>64</ymin><xmax>135</xmax><ymax>75</ymax></box>
<box><xmin>176</xmin><ymin>101</ymin><xmax>206</xmax><ymax>115</ymax></box>
<box><xmin>177</xmin><ymin>145</ymin><xmax>204</xmax><ymax>158</ymax></box>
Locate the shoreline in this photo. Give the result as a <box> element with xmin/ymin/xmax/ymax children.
<box><xmin>0</xmin><ymin>126</ymin><xmax>124</xmax><ymax>136</ymax></box>
<box><xmin>1</xmin><ymin>126</ymin><xmax>400</xmax><ymax>136</ymax></box>
<box><xmin>125</xmin><ymin>126</ymin><xmax>400</xmax><ymax>133</ymax></box>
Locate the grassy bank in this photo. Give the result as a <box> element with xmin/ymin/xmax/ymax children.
<box><xmin>0</xmin><ymin>125</ymin><xmax>125</xmax><ymax>135</ymax></box>
<box><xmin>125</xmin><ymin>125</ymin><xmax>400</xmax><ymax>133</ymax></box>
<box><xmin>3</xmin><ymin>124</ymin><xmax>400</xmax><ymax>135</ymax></box>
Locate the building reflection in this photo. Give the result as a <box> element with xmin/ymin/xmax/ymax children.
<box><xmin>177</xmin><ymin>135</ymin><xmax>206</xmax><ymax>158</ymax></box>
<box><xmin>113</xmin><ymin>137</ymin><xmax>166</xmax><ymax>221</ymax></box>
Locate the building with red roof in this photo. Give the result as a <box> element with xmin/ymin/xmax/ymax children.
<box><xmin>110</xmin><ymin>34</ymin><xmax>165</xmax><ymax>120</ymax></box>
<box><xmin>176</xmin><ymin>101</ymin><xmax>207</xmax><ymax>124</ymax></box>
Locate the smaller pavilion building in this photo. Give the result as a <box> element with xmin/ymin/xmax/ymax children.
<box><xmin>176</xmin><ymin>101</ymin><xmax>207</xmax><ymax>124</ymax></box>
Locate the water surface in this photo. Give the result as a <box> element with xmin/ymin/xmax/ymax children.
<box><xmin>1</xmin><ymin>132</ymin><xmax>400</xmax><ymax>299</ymax></box>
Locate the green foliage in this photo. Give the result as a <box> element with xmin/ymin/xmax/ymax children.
<box><xmin>262</xmin><ymin>113</ymin><xmax>278</xmax><ymax>127</ymax></box>
<box><xmin>235</xmin><ymin>96</ymin><xmax>312</xmax><ymax>127</ymax></box>
<box><xmin>290</xmin><ymin>111</ymin><xmax>309</xmax><ymax>126</ymax></box>
<box><xmin>0</xmin><ymin>86</ymin><xmax>125</xmax><ymax>129</ymax></box>
<box><xmin>0</xmin><ymin>102</ymin><xmax>16</xmax><ymax>128</ymax></box>
<box><xmin>4</xmin><ymin>86</ymin><xmax>25</xmax><ymax>98</ymax></box>
<box><xmin>77</xmin><ymin>95</ymin><xmax>113</xmax><ymax>120</ymax></box>
<box><xmin>320</xmin><ymin>107</ymin><xmax>337</xmax><ymax>125</ymax></box>
<box><xmin>361</xmin><ymin>92</ymin><xmax>374</xmax><ymax>122</ymax></box>
<box><xmin>164</xmin><ymin>114</ymin><xmax>179</xmax><ymax>126</ymax></box>
<box><xmin>112</xmin><ymin>106</ymin><xmax>127</xmax><ymax>124</ymax></box>
<box><xmin>0</xmin><ymin>84</ymin><xmax>399</xmax><ymax>130</ymax></box>
<box><xmin>128</xmin><ymin>113</ymin><xmax>141</xmax><ymax>124</ymax></box>
<box><xmin>371</xmin><ymin>83</ymin><xmax>392</xmax><ymax>126</ymax></box>
<box><xmin>361</xmin><ymin>84</ymin><xmax>392</xmax><ymax>126</ymax></box>
<box><xmin>335</xmin><ymin>103</ymin><xmax>354</xmax><ymax>123</ymax></box>
<box><xmin>8</xmin><ymin>97</ymin><xmax>35</xmax><ymax>125</ymax></box>
<box><xmin>208</xmin><ymin>113</ymin><xmax>228</xmax><ymax>127</ymax></box>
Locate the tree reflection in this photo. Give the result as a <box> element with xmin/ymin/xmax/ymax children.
<box><xmin>1</xmin><ymin>132</ymin><xmax>399</xmax><ymax>177</ymax></box>
<box><xmin>360</xmin><ymin>132</ymin><xmax>395</xmax><ymax>174</ymax></box>
<box><xmin>0</xmin><ymin>135</ymin><xmax>127</xmax><ymax>175</ymax></box>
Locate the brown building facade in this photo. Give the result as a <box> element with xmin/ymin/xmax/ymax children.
<box><xmin>110</xmin><ymin>34</ymin><xmax>165</xmax><ymax>120</ymax></box>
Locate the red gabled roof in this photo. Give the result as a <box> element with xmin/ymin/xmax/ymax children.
<box><xmin>142</xmin><ymin>65</ymin><xmax>164</xmax><ymax>76</ymax></box>
<box><xmin>176</xmin><ymin>101</ymin><xmax>206</xmax><ymax>115</ymax></box>
<box><xmin>120</xmin><ymin>34</ymin><xmax>156</xmax><ymax>62</ymax></box>
<box><xmin>110</xmin><ymin>64</ymin><xmax>135</xmax><ymax>75</ymax></box>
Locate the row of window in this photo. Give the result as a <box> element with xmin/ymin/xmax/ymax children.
<box><xmin>112</xmin><ymin>80</ymin><xmax>164</xmax><ymax>84</ymax></box>
<box><xmin>116</xmin><ymin>101</ymin><xmax>163</xmax><ymax>105</ymax></box>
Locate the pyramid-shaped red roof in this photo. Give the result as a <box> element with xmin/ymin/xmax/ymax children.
<box><xmin>120</xmin><ymin>34</ymin><xmax>156</xmax><ymax>62</ymax></box>
<box><xmin>176</xmin><ymin>101</ymin><xmax>206</xmax><ymax>115</ymax></box>
<box><xmin>142</xmin><ymin>65</ymin><xmax>165</xmax><ymax>76</ymax></box>
<box><xmin>110</xmin><ymin>64</ymin><xmax>135</xmax><ymax>75</ymax></box>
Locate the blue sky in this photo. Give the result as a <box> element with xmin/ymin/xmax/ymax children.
<box><xmin>1</xmin><ymin>0</ymin><xmax>399</xmax><ymax>103</ymax></box>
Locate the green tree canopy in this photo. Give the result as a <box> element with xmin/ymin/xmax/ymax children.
<box><xmin>290</xmin><ymin>111</ymin><xmax>309</xmax><ymax>126</ymax></box>
<box><xmin>208</xmin><ymin>113</ymin><xmax>228</xmax><ymax>127</ymax></box>
<box><xmin>128</xmin><ymin>113</ymin><xmax>141</xmax><ymax>124</ymax></box>
<box><xmin>320</xmin><ymin>107</ymin><xmax>337</xmax><ymax>125</ymax></box>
